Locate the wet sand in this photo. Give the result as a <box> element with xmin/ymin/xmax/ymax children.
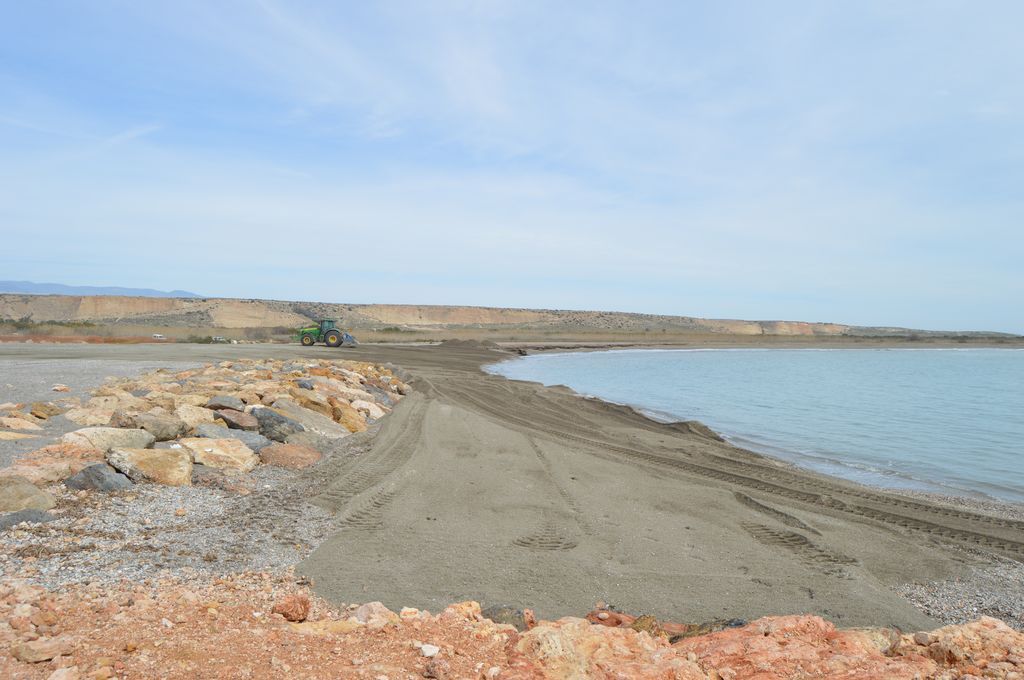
<box><xmin>2</xmin><ymin>341</ymin><xmax>1022</xmax><ymax>630</ymax></box>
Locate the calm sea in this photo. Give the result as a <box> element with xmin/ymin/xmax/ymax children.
<box><xmin>487</xmin><ymin>348</ymin><xmax>1024</xmax><ymax>502</ymax></box>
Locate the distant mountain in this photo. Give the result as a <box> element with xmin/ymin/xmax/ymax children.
<box><xmin>0</xmin><ymin>281</ymin><xmax>200</xmax><ymax>298</ymax></box>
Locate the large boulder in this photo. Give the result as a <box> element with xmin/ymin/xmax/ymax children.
<box><xmin>215</xmin><ymin>408</ymin><xmax>259</xmax><ymax>431</ymax></box>
<box><xmin>206</xmin><ymin>395</ymin><xmax>246</xmax><ymax>412</ymax></box>
<box><xmin>107</xmin><ymin>448</ymin><xmax>192</xmax><ymax>486</ymax></box>
<box><xmin>259</xmin><ymin>443</ymin><xmax>322</xmax><ymax>469</ymax></box>
<box><xmin>269</xmin><ymin>399</ymin><xmax>350</xmax><ymax>440</ymax></box>
<box><xmin>61</xmin><ymin>427</ymin><xmax>155</xmax><ymax>452</ymax></box>
<box><xmin>0</xmin><ymin>460</ymin><xmax>73</xmax><ymax>486</ymax></box>
<box><xmin>174</xmin><ymin>404</ymin><xmax>219</xmax><ymax>430</ymax></box>
<box><xmin>62</xmin><ymin>406</ymin><xmax>116</xmax><ymax>426</ymax></box>
<box><xmin>287</xmin><ymin>388</ymin><xmax>333</xmax><ymax>418</ymax></box>
<box><xmin>252</xmin><ymin>407</ymin><xmax>305</xmax><ymax>442</ymax></box>
<box><xmin>193</xmin><ymin>423</ymin><xmax>273</xmax><ymax>452</ymax></box>
<box><xmin>351</xmin><ymin>399</ymin><xmax>387</xmax><ymax>421</ymax></box>
<box><xmin>64</xmin><ymin>463</ymin><xmax>133</xmax><ymax>492</ymax></box>
<box><xmin>0</xmin><ymin>476</ymin><xmax>56</xmax><ymax>512</ymax></box>
<box><xmin>179</xmin><ymin>438</ymin><xmax>258</xmax><ymax>472</ymax></box>
<box><xmin>328</xmin><ymin>398</ymin><xmax>367</xmax><ymax>433</ymax></box>
<box><xmin>109</xmin><ymin>411</ymin><xmax>186</xmax><ymax>441</ymax></box>
<box><xmin>29</xmin><ymin>401</ymin><xmax>64</xmax><ymax>420</ymax></box>
<box><xmin>0</xmin><ymin>416</ymin><xmax>43</xmax><ymax>431</ymax></box>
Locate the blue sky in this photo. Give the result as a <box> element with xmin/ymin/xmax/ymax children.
<box><xmin>1</xmin><ymin>1</ymin><xmax>1022</xmax><ymax>332</ymax></box>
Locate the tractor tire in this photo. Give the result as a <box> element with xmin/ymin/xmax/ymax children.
<box><xmin>300</xmin><ymin>334</ymin><xmax>315</xmax><ymax>346</ymax></box>
<box><xmin>324</xmin><ymin>330</ymin><xmax>342</xmax><ymax>347</ymax></box>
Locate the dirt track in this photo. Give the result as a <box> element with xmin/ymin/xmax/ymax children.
<box><xmin>2</xmin><ymin>341</ymin><xmax>1021</xmax><ymax>629</ymax></box>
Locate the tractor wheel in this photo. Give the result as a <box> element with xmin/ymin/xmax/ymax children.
<box><xmin>324</xmin><ymin>330</ymin><xmax>342</xmax><ymax>347</ymax></box>
<box><xmin>300</xmin><ymin>334</ymin><xmax>315</xmax><ymax>346</ymax></box>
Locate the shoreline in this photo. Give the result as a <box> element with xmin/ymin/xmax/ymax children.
<box><xmin>486</xmin><ymin>344</ymin><xmax>1024</xmax><ymax>515</ymax></box>
<box><xmin>2</xmin><ymin>342</ymin><xmax>1023</xmax><ymax>631</ymax></box>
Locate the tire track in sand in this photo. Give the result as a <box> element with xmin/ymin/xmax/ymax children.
<box><xmin>428</xmin><ymin>380</ymin><xmax>1024</xmax><ymax>561</ymax></box>
<box><xmin>312</xmin><ymin>393</ymin><xmax>426</xmax><ymax>517</ymax></box>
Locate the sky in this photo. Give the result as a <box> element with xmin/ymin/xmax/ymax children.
<box><xmin>1</xmin><ymin>1</ymin><xmax>1022</xmax><ymax>333</ymax></box>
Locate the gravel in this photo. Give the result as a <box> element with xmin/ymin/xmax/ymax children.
<box><xmin>0</xmin><ymin>461</ymin><xmax>345</xmax><ymax>589</ymax></box>
<box><xmin>893</xmin><ymin>555</ymin><xmax>1024</xmax><ymax>631</ymax></box>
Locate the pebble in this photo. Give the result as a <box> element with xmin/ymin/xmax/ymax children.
<box><xmin>420</xmin><ymin>644</ymin><xmax>441</xmax><ymax>658</ymax></box>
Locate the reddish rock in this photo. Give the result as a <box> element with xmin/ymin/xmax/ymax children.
<box><xmin>509</xmin><ymin>617</ymin><xmax>707</xmax><ymax>679</ymax></box>
<box><xmin>258</xmin><ymin>443</ymin><xmax>322</xmax><ymax>469</ymax></box>
<box><xmin>674</xmin><ymin>615</ymin><xmax>933</xmax><ymax>679</ymax></box>
<box><xmin>216</xmin><ymin>408</ymin><xmax>259</xmax><ymax>431</ymax></box>
<box><xmin>10</xmin><ymin>636</ymin><xmax>73</xmax><ymax>663</ymax></box>
<box><xmin>272</xmin><ymin>593</ymin><xmax>311</xmax><ymax>622</ymax></box>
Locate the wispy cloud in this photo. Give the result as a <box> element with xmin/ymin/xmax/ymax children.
<box><xmin>0</xmin><ymin>1</ymin><xmax>1022</xmax><ymax>331</ymax></box>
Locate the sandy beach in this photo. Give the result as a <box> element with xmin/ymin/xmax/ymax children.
<box><xmin>2</xmin><ymin>341</ymin><xmax>1022</xmax><ymax>636</ymax></box>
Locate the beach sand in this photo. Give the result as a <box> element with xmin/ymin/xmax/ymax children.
<box><xmin>1</xmin><ymin>341</ymin><xmax>1021</xmax><ymax>631</ymax></box>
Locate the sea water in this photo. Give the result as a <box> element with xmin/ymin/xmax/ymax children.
<box><xmin>487</xmin><ymin>348</ymin><xmax>1024</xmax><ymax>502</ymax></box>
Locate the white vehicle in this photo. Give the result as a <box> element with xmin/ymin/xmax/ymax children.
<box><xmin>152</xmin><ymin>333</ymin><xmax>166</xmax><ymax>341</ymax></box>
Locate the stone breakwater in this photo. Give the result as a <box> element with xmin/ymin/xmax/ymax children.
<box><xmin>0</xmin><ymin>359</ymin><xmax>409</xmax><ymax>588</ymax></box>
<box><xmin>0</xmin><ymin>574</ymin><xmax>1021</xmax><ymax>679</ymax></box>
<box><xmin>0</xmin><ymin>358</ymin><xmax>409</xmax><ymax>502</ymax></box>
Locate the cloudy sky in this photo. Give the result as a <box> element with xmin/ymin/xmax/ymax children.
<box><xmin>2</xmin><ymin>1</ymin><xmax>1021</xmax><ymax>332</ymax></box>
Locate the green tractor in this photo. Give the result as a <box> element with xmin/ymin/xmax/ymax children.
<box><xmin>295</xmin><ymin>319</ymin><xmax>356</xmax><ymax>348</ymax></box>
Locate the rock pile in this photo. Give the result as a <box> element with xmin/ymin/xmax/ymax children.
<box><xmin>0</xmin><ymin>359</ymin><xmax>408</xmax><ymax>512</ymax></box>
<box><xmin>1</xmin><ymin>574</ymin><xmax>1020</xmax><ymax>679</ymax></box>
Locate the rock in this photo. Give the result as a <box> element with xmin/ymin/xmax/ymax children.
<box><xmin>29</xmin><ymin>401</ymin><xmax>64</xmax><ymax>419</ymax></box>
<box><xmin>179</xmin><ymin>438</ymin><xmax>258</xmax><ymax>472</ymax></box>
<box><xmin>131</xmin><ymin>413</ymin><xmax>187</xmax><ymax>441</ymax></box>
<box><xmin>64</xmin><ymin>463</ymin><xmax>133</xmax><ymax>492</ymax></box>
<box><xmin>328</xmin><ymin>399</ymin><xmax>368</xmax><ymax>433</ymax></box>
<box><xmin>192</xmin><ymin>423</ymin><xmax>273</xmax><ymax>452</ymax></box>
<box><xmin>674</xmin><ymin>615</ymin><xmax>938</xmax><ymax>679</ymax></box>
<box><xmin>9</xmin><ymin>636</ymin><xmax>73</xmax><ymax>663</ymax></box>
<box><xmin>46</xmin><ymin>667</ymin><xmax>80</xmax><ymax>680</ymax></box>
<box><xmin>511</xmin><ymin>617</ymin><xmax>706</xmax><ymax>680</ymax></box>
<box><xmin>420</xmin><ymin>644</ymin><xmax>441</xmax><ymax>658</ymax></box>
<box><xmin>482</xmin><ymin>605</ymin><xmax>531</xmax><ymax>632</ymax></box>
<box><xmin>296</xmin><ymin>379</ymin><xmax>314</xmax><ymax>390</ymax></box>
<box><xmin>252</xmin><ymin>407</ymin><xmax>305</xmax><ymax>442</ymax></box>
<box><xmin>109</xmin><ymin>410</ymin><xmax>186</xmax><ymax>441</ymax></box>
<box><xmin>351</xmin><ymin>399</ymin><xmax>386</xmax><ymax>420</ymax></box>
<box><xmin>0</xmin><ymin>460</ymin><xmax>73</xmax><ymax>485</ymax></box>
<box><xmin>206</xmin><ymin>395</ymin><xmax>246</xmax><ymax>412</ymax></box>
<box><xmin>107</xmin><ymin>448</ymin><xmax>192</xmax><ymax>486</ymax></box>
<box><xmin>0</xmin><ymin>509</ymin><xmax>57</xmax><ymax>530</ymax></box>
<box><xmin>272</xmin><ymin>593</ymin><xmax>311</xmax><ymax>622</ymax></box>
<box><xmin>899</xmin><ymin>616</ymin><xmax>1024</xmax><ymax>674</ymax></box>
<box><xmin>287</xmin><ymin>388</ymin><xmax>334</xmax><ymax>418</ymax></box>
<box><xmin>259</xmin><ymin>443</ymin><xmax>322</xmax><ymax>469</ymax></box>
<box><xmin>174</xmin><ymin>404</ymin><xmax>219</xmax><ymax>430</ymax></box>
<box><xmin>0</xmin><ymin>416</ymin><xmax>43</xmax><ymax>431</ymax></box>
<box><xmin>215</xmin><ymin>408</ymin><xmax>259</xmax><ymax>431</ymax></box>
<box><xmin>0</xmin><ymin>431</ymin><xmax>38</xmax><ymax>441</ymax></box>
<box><xmin>62</xmin><ymin>407</ymin><xmax>115</xmax><ymax>426</ymax></box>
<box><xmin>913</xmin><ymin>631</ymin><xmax>935</xmax><ymax>646</ymax></box>
<box><xmin>61</xmin><ymin>427</ymin><xmax>155</xmax><ymax>452</ymax></box>
<box><xmin>269</xmin><ymin>399</ymin><xmax>350</xmax><ymax>439</ymax></box>
<box><xmin>52</xmin><ymin>384</ymin><xmax>70</xmax><ymax>392</ymax></box>
<box><xmin>0</xmin><ymin>476</ymin><xmax>56</xmax><ymax>512</ymax></box>
<box><xmin>423</xmin><ymin>658</ymin><xmax>450</xmax><ymax>678</ymax></box>
<box><xmin>352</xmin><ymin>602</ymin><xmax>399</xmax><ymax>630</ymax></box>
<box><xmin>362</xmin><ymin>384</ymin><xmax>395</xmax><ymax>407</ymax></box>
